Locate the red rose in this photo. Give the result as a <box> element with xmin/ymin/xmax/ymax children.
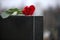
<box><xmin>22</xmin><ymin>5</ymin><xmax>35</xmax><ymax>16</ymax></box>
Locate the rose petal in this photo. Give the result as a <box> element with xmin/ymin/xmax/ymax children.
<box><xmin>22</xmin><ymin>5</ymin><xmax>35</xmax><ymax>15</ymax></box>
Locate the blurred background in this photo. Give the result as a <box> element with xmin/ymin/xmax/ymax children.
<box><xmin>0</xmin><ymin>0</ymin><xmax>59</xmax><ymax>16</ymax></box>
<box><xmin>43</xmin><ymin>3</ymin><xmax>60</xmax><ymax>40</ymax></box>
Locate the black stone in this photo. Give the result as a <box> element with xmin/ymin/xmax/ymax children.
<box><xmin>0</xmin><ymin>16</ymin><xmax>43</xmax><ymax>40</ymax></box>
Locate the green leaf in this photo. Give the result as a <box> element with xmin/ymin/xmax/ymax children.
<box><xmin>4</xmin><ymin>8</ymin><xmax>23</xmax><ymax>14</ymax></box>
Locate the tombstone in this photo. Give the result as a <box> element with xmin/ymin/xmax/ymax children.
<box><xmin>0</xmin><ymin>16</ymin><xmax>43</xmax><ymax>40</ymax></box>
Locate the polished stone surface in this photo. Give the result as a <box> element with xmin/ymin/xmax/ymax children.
<box><xmin>0</xmin><ymin>16</ymin><xmax>43</xmax><ymax>40</ymax></box>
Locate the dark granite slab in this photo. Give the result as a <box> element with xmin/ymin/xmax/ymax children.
<box><xmin>0</xmin><ymin>16</ymin><xmax>43</xmax><ymax>40</ymax></box>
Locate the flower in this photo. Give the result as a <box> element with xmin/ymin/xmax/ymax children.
<box><xmin>22</xmin><ymin>5</ymin><xmax>35</xmax><ymax>16</ymax></box>
<box><xmin>1</xmin><ymin>5</ymin><xmax>35</xmax><ymax>18</ymax></box>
